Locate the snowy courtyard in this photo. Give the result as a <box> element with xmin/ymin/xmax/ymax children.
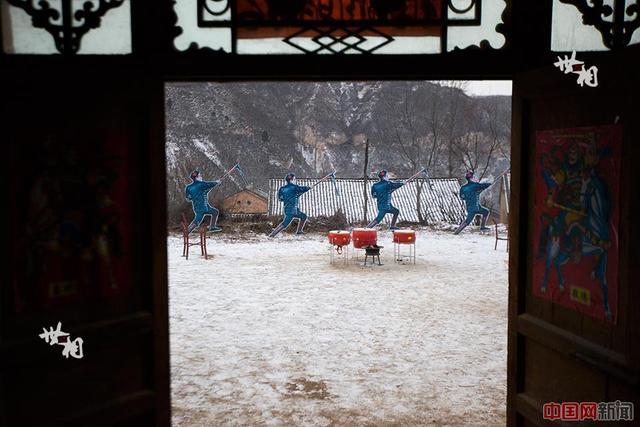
<box><xmin>169</xmin><ymin>229</ymin><xmax>508</xmax><ymax>426</ymax></box>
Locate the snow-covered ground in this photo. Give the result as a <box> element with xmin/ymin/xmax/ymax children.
<box><xmin>169</xmin><ymin>229</ymin><xmax>509</xmax><ymax>426</ymax></box>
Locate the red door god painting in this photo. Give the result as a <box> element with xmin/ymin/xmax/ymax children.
<box><xmin>532</xmin><ymin>125</ymin><xmax>621</xmax><ymax>323</ymax></box>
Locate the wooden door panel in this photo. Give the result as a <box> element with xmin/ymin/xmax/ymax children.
<box><xmin>508</xmin><ymin>46</ymin><xmax>640</xmax><ymax>425</ymax></box>
<box><xmin>1</xmin><ymin>73</ymin><xmax>168</xmax><ymax>426</ymax></box>
<box><xmin>5</xmin><ymin>338</ymin><xmax>150</xmax><ymax>425</ymax></box>
<box><xmin>524</xmin><ymin>339</ymin><xmax>607</xmax><ymax>402</ymax></box>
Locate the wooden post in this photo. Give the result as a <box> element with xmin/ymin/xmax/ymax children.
<box><xmin>362</xmin><ymin>137</ymin><xmax>370</xmax><ymax>224</ymax></box>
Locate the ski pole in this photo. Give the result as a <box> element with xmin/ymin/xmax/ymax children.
<box><xmin>218</xmin><ymin>163</ymin><xmax>239</xmax><ymax>183</ymax></box>
<box><xmin>234</xmin><ymin>163</ymin><xmax>249</xmax><ymax>187</ymax></box>
<box><xmin>308</xmin><ymin>171</ymin><xmax>337</xmax><ymax>191</ymax></box>
<box><xmin>485</xmin><ymin>168</ymin><xmax>511</xmax><ymax>189</ymax></box>
<box><xmin>402</xmin><ymin>168</ymin><xmax>428</xmax><ymax>186</ymax></box>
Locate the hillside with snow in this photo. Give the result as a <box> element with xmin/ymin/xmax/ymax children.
<box><xmin>165</xmin><ymin>82</ymin><xmax>511</xmax><ymax>224</ymax></box>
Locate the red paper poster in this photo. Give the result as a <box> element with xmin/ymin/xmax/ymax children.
<box><xmin>532</xmin><ymin>125</ymin><xmax>621</xmax><ymax>323</ymax></box>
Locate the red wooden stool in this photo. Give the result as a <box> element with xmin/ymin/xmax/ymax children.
<box><xmin>181</xmin><ymin>213</ymin><xmax>209</xmax><ymax>260</ymax></box>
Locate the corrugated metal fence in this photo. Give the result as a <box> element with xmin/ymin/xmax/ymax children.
<box><xmin>268</xmin><ymin>178</ymin><xmax>465</xmax><ymax>224</ymax></box>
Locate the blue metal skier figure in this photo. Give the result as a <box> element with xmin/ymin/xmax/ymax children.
<box><xmin>367</xmin><ymin>170</ymin><xmax>404</xmax><ymax>230</ymax></box>
<box><xmin>454</xmin><ymin>170</ymin><xmax>491</xmax><ymax>235</ymax></box>
<box><xmin>269</xmin><ymin>173</ymin><xmax>311</xmax><ymax>237</ymax></box>
<box><xmin>185</xmin><ymin>170</ymin><xmax>222</xmax><ymax>233</ymax></box>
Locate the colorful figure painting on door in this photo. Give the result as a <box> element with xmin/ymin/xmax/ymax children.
<box><xmin>532</xmin><ymin>125</ymin><xmax>621</xmax><ymax>322</ymax></box>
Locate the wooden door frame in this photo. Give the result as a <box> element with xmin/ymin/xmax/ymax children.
<box><xmin>3</xmin><ymin>1</ymin><xmax>638</xmax><ymax>425</ymax></box>
<box><xmin>507</xmin><ymin>46</ymin><xmax>640</xmax><ymax>426</ymax></box>
<box><xmin>107</xmin><ymin>3</ymin><xmax>638</xmax><ymax>424</ymax></box>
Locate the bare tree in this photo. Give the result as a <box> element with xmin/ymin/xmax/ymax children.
<box><xmin>373</xmin><ymin>82</ymin><xmax>434</xmax><ymax>223</ymax></box>
<box><xmin>362</xmin><ymin>137</ymin><xmax>370</xmax><ymax>223</ymax></box>
<box><xmin>434</xmin><ymin>81</ymin><xmax>470</xmax><ymax>177</ymax></box>
<box><xmin>374</xmin><ymin>82</ymin><xmax>470</xmax><ymax>223</ymax></box>
<box><xmin>451</xmin><ymin>98</ymin><xmax>506</xmax><ymax>180</ymax></box>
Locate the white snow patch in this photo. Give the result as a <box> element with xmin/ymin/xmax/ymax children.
<box><xmin>298</xmin><ymin>142</ymin><xmax>315</xmax><ymax>167</ymax></box>
<box><xmin>169</xmin><ymin>229</ymin><xmax>508</xmax><ymax>426</ymax></box>
<box><xmin>192</xmin><ymin>137</ymin><xmax>223</xmax><ymax>169</ymax></box>
<box><xmin>165</xmin><ymin>141</ymin><xmax>181</xmax><ymax>170</ymax></box>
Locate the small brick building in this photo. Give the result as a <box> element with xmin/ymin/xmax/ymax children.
<box><xmin>222</xmin><ymin>188</ymin><xmax>268</xmax><ymax>215</ymax></box>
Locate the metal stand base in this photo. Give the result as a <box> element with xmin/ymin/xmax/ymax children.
<box><xmin>364</xmin><ymin>254</ymin><xmax>382</xmax><ymax>266</ymax></box>
<box><xmin>394</xmin><ymin>242</ymin><xmax>416</xmax><ymax>264</ymax></box>
<box><xmin>329</xmin><ymin>244</ymin><xmax>349</xmax><ymax>265</ymax></box>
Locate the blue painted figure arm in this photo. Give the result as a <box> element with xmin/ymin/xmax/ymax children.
<box><xmin>389</xmin><ymin>181</ymin><xmax>404</xmax><ymax>191</ymax></box>
<box><xmin>279</xmin><ymin>184</ymin><xmax>308</xmax><ymax>212</ymax></box>
<box><xmin>279</xmin><ymin>184</ymin><xmax>307</xmax><ymax>205</ymax></box>
<box><xmin>295</xmin><ymin>184</ymin><xmax>311</xmax><ymax>195</ymax></box>
<box><xmin>202</xmin><ymin>180</ymin><xmax>219</xmax><ymax>190</ymax></box>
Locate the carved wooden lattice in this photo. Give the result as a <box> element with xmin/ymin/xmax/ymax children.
<box><xmin>6</xmin><ymin>0</ymin><xmax>126</xmax><ymax>54</ymax></box>
<box><xmin>172</xmin><ymin>0</ymin><xmax>504</xmax><ymax>54</ymax></box>
<box><xmin>559</xmin><ymin>0</ymin><xmax>640</xmax><ymax>49</ymax></box>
